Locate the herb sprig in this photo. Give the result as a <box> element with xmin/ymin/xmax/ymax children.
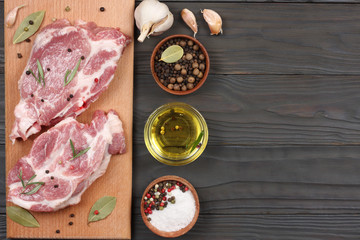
<box><xmin>17</xmin><ymin>169</ymin><xmax>45</xmax><ymax>195</ymax></box>
<box><xmin>64</xmin><ymin>58</ymin><xmax>82</xmax><ymax>86</ymax></box>
<box><xmin>28</xmin><ymin>59</ymin><xmax>45</xmax><ymax>86</ymax></box>
<box><xmin>69</xmin><ymin>139</ymin><xmax>91</xmax><ymax>161</ymax></box>
<box><xmin>187</xmin><ymin>130</ymin><xmax>204</xmax><ymax>152</ymax></box>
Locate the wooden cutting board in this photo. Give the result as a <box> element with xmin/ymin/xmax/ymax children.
<box><xmin>5</xmin><ymin>0</ymin><xmax>134</xmax><ymax>239</ymax></box>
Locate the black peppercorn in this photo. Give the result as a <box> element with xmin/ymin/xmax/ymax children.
<box><xmin>56</xmin><ymin>230</ymin><xmax>60</xmax><ymax>234</ymax></box>
<box><xmin>30</xmin><ymin>94</ymin><xmax>34</xmax><ymax>97</ymax></box>
<box><xmin>29</xmin><ymin>20</ymin><xmax>34</xmax><ymax>25</ymax></box>
<box><xmin>54</xmin><ymin>184</ymin><xmax>59</xmax><ymax>188</ymax></box>
<box><xmin>17</xmin><ymin>53</ymin><xmax>22</xmax><ymax>59</ymax></box>
<box><xmin>25</xmin><ymin>38</ymin><xmax>31</xmax><ymax>42</ymax></box>
<box><xmin>41</xmin><ymin>99</ymin><xmax>44</xmax><ymax>102</ymax></box>
<box><xmin>81</xmin><ymin>56</ymin><xmax>85</xmax><ymax>60</ymax></box>
<box><xmin>26</xmin><ymin>71</ymin><xmax>31</xmax><ymax>75</ymax></box>
<box><xmin>67</xmin><ymin>48</ymin><xmax>72</xmax><ymax>52</ymax></box>
<box><xmin>70</xmin><ymin>213</ymin><xmax>75</xmax><ymax>217</ymax></box>
<box><xmin>70</xmin><ymin>94</ymin><xmax>74</xmax><ymax>98</ymax></box>
<box><xmin>47</xmin><ymin>68</ymin><xmax>50</xmax><ymax>71</ymax></box>
<box><xmin>67</xmin><ymin>97</ymin><xmax>70</xmax><ymax>101</ymax></box>
<box><xmin>100</xmin><ymin>7</ymin><xmax>105</xmax><ymax>12</ymax></box>
<box><xmin>45</xmin><ymin>170</ymin><xmax>49</xmax><ymax>174</ymax></box>
<box><xmin>69</xmin><ymin>221</ymin><xmax>73</xmax><ymax>226</ymax></box>
<box><xmin>51</xmin><ymin>176</ymin><xmax>54</xmax><ymax>180</ymax></box>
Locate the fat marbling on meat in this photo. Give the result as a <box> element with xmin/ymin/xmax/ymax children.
<box><xmin>10</xmin><ymin>19</ymin><xmax>131</xmax><ymax>142</ymax></box>
<box><xmin>7</xmin><ymin>110</ymin><xmax>125</xmax><ymax>212</ymax></box>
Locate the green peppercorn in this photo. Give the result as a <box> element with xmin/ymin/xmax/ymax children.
<box><xmin>65</xmin><ymin>6</ymin><xmax>71</xmax><ymax>12</ymax></box>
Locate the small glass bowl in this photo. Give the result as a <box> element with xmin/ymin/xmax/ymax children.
<box><xmin>144</xmin><ymin>102</ymin><xmax>208</xmax><ymax>166</ymax></box>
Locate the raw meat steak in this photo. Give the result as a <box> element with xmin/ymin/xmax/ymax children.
<box><xmin>10</xmin><ymin>19</ymin><xmax>131</xmax><ymax>142</ymax></box>
<box><xmin>7</xmin><ymin>110</ymin><xmax>126</xmax><ymax>212</ymax></box>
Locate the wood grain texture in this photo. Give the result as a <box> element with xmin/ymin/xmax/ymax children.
<box><xmin>134</xmin><ymin>2</ymin><xmax>360</xmax><ymax>75</ymax></box>
<box><xmin>134</xmin><ymin>74</ymin><xmax>360</xmax><ymax>145</ymax></box>
<box><xmin>4</xmin><ymin>0</ymin><xmax>134</xmax><ymax>239</ymax></box>
<box><xmin>132</xmin><ymin>144</ymin><xmax>360</xmax><ymax>214</ymax></box>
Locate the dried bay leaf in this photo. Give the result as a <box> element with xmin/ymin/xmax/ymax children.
<box><xmin>6</xmin><ymin>206</ymin><xmax>40</xmax><ymax>228</ymax></box>
<box><xmin>160</xmin><ymin>45</ymin><xmax>184</xmax><ymax>63</ymax></box>
<box><xmin>13</xmin><ymin>10</ymin><xmax>45</xmax><ymax>44</ymax></box>
<box><xmin>88</xmin><ymin>196</ymin><xmax>117</xmax><ymax>223</ymax></box>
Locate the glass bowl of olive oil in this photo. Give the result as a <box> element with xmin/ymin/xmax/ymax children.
<box><xmin>144</xmin><ymin>102</ymin><xmax>208</xmax><ymax>166</ymax></box>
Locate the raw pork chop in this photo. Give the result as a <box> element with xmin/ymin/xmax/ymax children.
<box><xmin>7</xmin><ymin>110</ymin><xmax>125</xmax><ymax>212</ymax></box>
<box><xmin>10</xmin><ymin>19</ymin><xmax>130</xmax><ymax>142</ymax></box>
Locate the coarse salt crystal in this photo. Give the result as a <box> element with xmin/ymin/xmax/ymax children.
<box><xmin>149</xmin><ymin>188</ymin><xmax>196</xmax><ymax>232</ymax></box>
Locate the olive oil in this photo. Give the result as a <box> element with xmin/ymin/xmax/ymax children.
<box><xmin>145</xmin><ymin>103</ymin><xmax>208</xmax><ymax>165</ymax></box>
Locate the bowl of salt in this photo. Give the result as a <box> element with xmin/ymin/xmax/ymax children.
<box><xmin>140</xmin><ymin>175</ymin><xmax>200</xmax><ymax>238</ymax></box>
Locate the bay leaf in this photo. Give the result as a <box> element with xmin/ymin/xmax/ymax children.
<box><xmin>6</xmin><ymin>206</ymin><xmax>40</xmax><ymax>228</ymax></box>
<box><xmin>160</xmin><ymin>45</ymin><xmax>184</xmax><ymax>63</ymax></box>
<box><xmin>13</xmin><ymin>10</ymin><xmax>45</xmax><ymax>44</ymax></box>
<box><xmin>88</xmin><ymin>196</ymin><xmax>117</xmax><ymax>223</ymax></box>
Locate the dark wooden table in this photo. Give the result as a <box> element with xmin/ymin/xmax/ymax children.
<box><xmin>3</xmin><ymin>0</ymin><xmax>360</xmax><ymax>239</ymax></box>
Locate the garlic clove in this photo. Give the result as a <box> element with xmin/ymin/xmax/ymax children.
<box><xmin>138</xmin><ymin>22</ymin><xmax>153</xmax><ymax>42</ymax></box>
<box><xmin>5</xmin><ymin>4</ymin><xmax>26</xmax><ymax>28</ymax></box>
<box><xmin>149</xmin><ymin>12</ymin><xmax>174</xmax><ymax>37</ymax></box>
<box><xmin>134</xmin><ymin>0</ymin><xmax>173</xmax><ymax>42</ymax></box>
<box><xmin>201</xmin><ymin>9</ymin><xmax>223</xmax><ymax>35</ymax></box>
<box><xmin>181</xmin><ymin>9</ymin><xmax>198</xmax><ymax>38</ymax></box>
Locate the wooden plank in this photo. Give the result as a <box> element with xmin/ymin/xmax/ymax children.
<box><xmin>4</xmin><ymin>0</ymin><xmax>134</xmax><ymax>239</ymax></box>
<box><xmin>132</xmin><ymin>214</ymin><xmax>360</xmax><ymax>240</ymax></box>
<box><xmin>134</xmin><ymin>2</ymin><xmax>360</xmax><ymax>75</ymax></box>
<box><xmin>133</xmin><ymin>144</ymin><xmax>360</xmax><ymax>214</ymax></box>
<box><xmin>1</xmin><ymin>213</ymin><xmax>360</xmax><ymax>240</ymax></box>
<box><xmin>134</xmin><ymin>74</ymin><xmax>360</xmax><ymax>145</ymax></box>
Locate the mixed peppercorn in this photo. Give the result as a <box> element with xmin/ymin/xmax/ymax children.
<box><xmin>154</xmin><ymin>38</ymin><xmax>206</xmax><ymax>92</ymax></box>
<box><xmin>143</xmin><ymin>180</ymin><xmax>189</xmax><ymax>220</ymax></box>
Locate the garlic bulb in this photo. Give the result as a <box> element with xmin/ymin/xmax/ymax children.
<box><xmin>201</xmin><ymin>9</ymin><xmax>223</xmax><ymax>35</ymax></box>
<box><xmin>135</xmin><ymin>0</ymin><xmax>174</xmax><ymax>42</ymax></box>
<box><xmin>181</xmin><ymin>9</ymin><xmax>198</xmax><ymax>38</ymax></box>
<box><xmin>5</xmin><ymin>4</ymin><xmax>26</xmax><ymax>28</ymax></box>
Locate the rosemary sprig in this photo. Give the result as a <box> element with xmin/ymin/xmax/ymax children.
<box><xmin>69</xmin><ymin>139</ymin><xmax>91</xmax><ymax>161</ymax></box>
<box><xmin>187</xmin><ymin>131</ymin><xmax>204</xmax><ymax>152</ymax></box>
<box><xmin>17</xmin><ymin>169</ymin><xmax>45</xmax><ymax>195</ymax></box>
<box><xmin>28</xmin><ymin>59</ymin><xmax>45</xmax><ymax>86</ymax></box>
<box><xmin>64</xmin><ymin>58</ymin><xmax>82</xmax><ymax>86</ymax></box>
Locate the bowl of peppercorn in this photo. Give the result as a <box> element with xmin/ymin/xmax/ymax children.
<box><xmin>151</xmin><ymin>34</ymin><xmax>210</xmax><ymax>95</ymax></box>
<box><xmin>141</xmin><ymin>175</ymin><xmax>200</xmax><ymax>238</ymax></box>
